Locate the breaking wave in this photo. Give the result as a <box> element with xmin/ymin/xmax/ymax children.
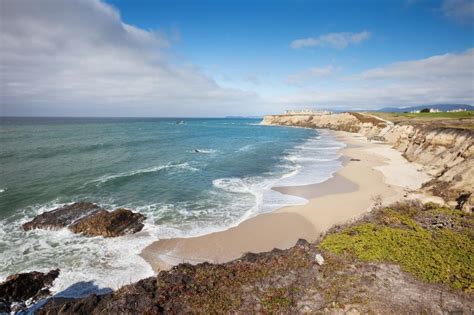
<box><xmin>88</xmin><ymin>163</ymin><xmax>199</xmax><ymax>185</ymax></box>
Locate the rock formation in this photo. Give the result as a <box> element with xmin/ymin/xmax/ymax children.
<box><xmin>36</xmin><ymin>232</ymin><xmax>473</xmax><ymax>314</ymax></box>
<box><xmin>25</xmin><ymin>202</ymin><xmax>474</xmax><ymax>314</ymax></box>
<box><xmin>22</xmin><ymin>202</ymin><xmax>145</xmax><ymax>237</ymax></box>
<box><xmin>0</xmin><ymin>269</ymin><xmax>59</xmax><ymax>313</ymax></box>
<box><xmin>69</xmin><ymin>208</ymin><xmax>146</xmax><ymax>237</ymax></box>
<box><xmin>261</xmin><ymin>112</ymin><xmax>473</xmax><ymax>210</ymax></box>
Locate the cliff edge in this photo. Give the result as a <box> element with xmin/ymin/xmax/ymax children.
<box><xmin>261</xmin><ymin>112</ymin><xmax>473</xmax><ymax>210</ymax></box>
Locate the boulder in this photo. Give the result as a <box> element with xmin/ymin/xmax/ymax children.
<box><xmin>69</xmin><ymin>208</ymin><xmax>145</xmax><ymax>237</ymax></box>
<box><xmin>22</xmin><ymin>202</ymin><xmax>102</xmax><ymax>231</ymax></box>
<box><xmin>22</xmin><ymin>202</ymin><xmax>145</xmax><ymax>237</ymax></box>
<box><xmin>0</xmin><ymin>269</ymin><xmax>59</xmax><ymax>313</ymax></box>
<box><xmin>315</xmin><ymin>254</ymin><xmax>325</xmax><ymax>266</ymax></box>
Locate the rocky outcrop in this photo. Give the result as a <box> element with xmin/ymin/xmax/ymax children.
<box><xmin>0</xmin><ymin>269</ymin><xmax>59</xmax><ymax>313</ymax></box>
<box><xmin>22</xmin><ymin>202</ymin><xmax>102</xmax><ymax>231</ymax></box>
<box><xmin>37</xmin><ymin>277</ymin><xmax>159</xmax><ymax>315</ymax></box>
<box><xmin>34</xmin><ymin>202</ymin><xmax>474</xmax><ymax>314</ymax></box>
<box><xmin>262</xmin><ymin>113</ymin><xmax>473</xmax><ymax>208</ymax></box>
<box><xmin>23</xmin><ymin>202</ymin><xmax>145</xmax><ymax>237</ymax></box>
<box><xmin>37</xmin><ymin>236</ymin><xmax>473</xmax><ymax>314</ymax></box>
<box><xmin>69</xmin><ymin>208</ymin><xmax>146</xmax><ymax>237</ymax></box>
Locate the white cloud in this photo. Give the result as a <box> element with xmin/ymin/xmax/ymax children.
<box><xmin>441</xmin><ymin>0</ymin><xmax>474</xmax><ymax>24</ymax></box>
<box><xmin>277</xmin><ymin>49</ymin><xmax>474</xmax><ymax>108</ymax></box>
<box><xmin>286</xmin><ymin>66</ymin><xmax>334</xmax><ymax>85</ymax></box>
<box><xmin>290</xmin><ymin>31</ymin><xmax>371</xmax><ymax>49</ymax></box>
<box><xmin>0</xmin><ymin>0</ymin><xmax>258</xmax><ymax>117</ymax></box>
<box><xmin>358</xmin><ymin>49</ymin><xmax>474</xmax><ymax>80</ymax></box>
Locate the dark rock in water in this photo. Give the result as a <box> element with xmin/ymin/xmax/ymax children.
<box><xmin>22</xmin><ymin>202</ymin><xmax>102</xmax><ymax>231</ymax></box>
<box><xmin>69</xmin><ymin>208</ymin><xmax>145</xmax><ymax>237</ymax></box>
<box><xmin>0</xmin><ymin>299</ymin><xmax>9</xmax><ymax>313</ymax></box>
<box><xmin>0</xmin><ymin>269</ymin><xmax>59</xmax><ymax>313</ymax></box>
<box><xmin>22</xmin><ymin>202</ymin><xmax>145</xmax><ymax>237</ymax></box>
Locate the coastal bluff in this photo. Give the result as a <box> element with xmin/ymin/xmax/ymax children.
<box><xmin>261</xmin><ymin>112</ymin><xmax>473</xmax><ymax>210</ymax></box>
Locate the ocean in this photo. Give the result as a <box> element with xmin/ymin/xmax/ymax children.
<box><xmin>0</xmin><ymin>117</ymin><xmax>344</xmax><ymax>296</ymax></box>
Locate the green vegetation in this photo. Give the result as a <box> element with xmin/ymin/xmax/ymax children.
<box><xmin>375</xmin><ymin>110</ymin><xmax>474</xmax><ymax>120</ymax></box>
<box><xmin>155</xmin><ymin>246</ymin><xmax>313</xmax><ymax>313</ymax></box>
<box><xmin>384</xmin><ymin>111</ymin><xmax>474</xmax><ymax>120</ymax></box>
<box><xmin>320</xmin><ymin>204</ymin><xmax>474</xmax><ymax>291</ymax></box>
<box><xmin>261</xmin><ymin>287</ymin><xmax>297</xmax><ymax>313</ymax></box>
<box><xmin>40</xmin><ymin>201</ymin><xmax>474</xmax><ymax>313</ymax></box>
<box><xmin>368</xmin><ymin>111</ymin><xmax>474</xmax><ymax>130</ymax></box>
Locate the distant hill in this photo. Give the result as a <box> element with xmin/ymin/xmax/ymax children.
<box><xmin>377</xmin><ymin>104</ymin><xmax>473</xmax><ymax>113</ymax></box>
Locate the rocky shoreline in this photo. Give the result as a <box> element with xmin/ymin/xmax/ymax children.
<box><xmin>0</xmin><ymin>269</ymin><xmax>60</xmax><ymax>313</ymax></box>
<box><xmin>261</xmin><ymin>112</ymin><xmax>473</xmax><ymax>211</ymax></box>
<box><xmin>3</xmin><ymin>201</ymin><xmax>472</xmax><ymax>314</ymax></box>
<box><xmin>22</xmin><ymin>202</ymin><xmax>146</xmax><ymax>237</ymax></box>
<box><xmin>2</xmin><ymin>113</ymin><xmax>472</xmax><ymax>313</ymax></box>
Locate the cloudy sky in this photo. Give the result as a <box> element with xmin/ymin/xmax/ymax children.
<box><xmin>0</xmin><ymin>0</ymin><xmax>473</xmax><ymax>117</ymax></box>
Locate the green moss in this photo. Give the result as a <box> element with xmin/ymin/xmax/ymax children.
<box><xmin>320</xmin><ymin>208</ymin><xmax>474</xmax><ymax>291</ymax></box>
<box><xmin>261</xmin><ymin>287</ymin><xmax>296</xmax><ymax>313</ymax></box>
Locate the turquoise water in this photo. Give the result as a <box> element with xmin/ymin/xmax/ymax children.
<box><xmin>0</xmin><ymin>117</ymin><xmax>344</xmax><ymax>295</ymax></box>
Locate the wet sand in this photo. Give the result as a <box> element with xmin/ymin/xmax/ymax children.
<box><xmin>140</xmin><ymin>130</ymin><xmax>432</xmax><ymax>272</ymax></box>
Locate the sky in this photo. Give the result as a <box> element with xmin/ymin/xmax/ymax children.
<box><xmin>0</xmin><ymin>0</ymin><xmax>473</xmax><ymax>117</ymax></box>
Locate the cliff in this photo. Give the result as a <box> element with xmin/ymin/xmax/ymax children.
<box><xmin>261</xmin><ymin>113</ymin><xmax>473</xmax><ymax>210</ymax></box>
<box><xmin>33</xmin><ymin>202</ymin><xmax>474</xmax><ymax>314</ymax></box>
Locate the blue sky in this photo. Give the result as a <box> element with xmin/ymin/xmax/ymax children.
<box><xmin>108</xmin><ymin>0</ymin><xmax>473</xmax><ymax>88</ymax></box>
<box><xmin>110</xmin><ymin>0</ymin><xmax>472</xmax><ymax>68</ymax></box>
<box><xmin>1</xmin><ymin>0</ymin><xmax>473</xmax><ymax>116</ymax></box>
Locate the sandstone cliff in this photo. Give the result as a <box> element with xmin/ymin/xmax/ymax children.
<box><xmin>261</xmin><ymin>113</ymin><xmax>473</xmax><ymax>210</ymax></box>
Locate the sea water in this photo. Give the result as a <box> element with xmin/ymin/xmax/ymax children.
<box><xmin>0</xmin><ymin>117</ymin><xmax>344</xmax><ymax>296</ymax></box>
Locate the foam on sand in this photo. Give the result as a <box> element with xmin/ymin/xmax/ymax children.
<box><xmin>141</xmin><ymin>130</ymin><xmax>434</xmax><ymax>272</ymax></box>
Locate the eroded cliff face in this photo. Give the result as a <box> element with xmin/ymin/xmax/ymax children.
<box><xmin>262</xmin><ymin>113</ymin><xmax>473</xmax><ymax>209</ymax></box>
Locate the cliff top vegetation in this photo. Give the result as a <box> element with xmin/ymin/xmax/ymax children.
<box><xmin>36</xmin><ymin>201</ymin><xmax>473</xmax><ymax>314</ymax></box>
<box><xmin>370</xmin><ymin>111</ymin><xmax>474</xmax><ymax>130</ymax></box>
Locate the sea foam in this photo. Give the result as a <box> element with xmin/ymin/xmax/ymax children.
<box><xmin>0</xmin><ymin>119</ymin><xmax>345</xmax><ymax>299</ymax></box>
<box><xmin>88</xmin><ymin>162</ymin><xmax>199</xmax><ymax>185</ymax></box>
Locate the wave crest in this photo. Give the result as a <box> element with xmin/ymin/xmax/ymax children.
<box><xmin>89</xmin><ymin>163</ymin><xmax>199</xmax><ymax>185</ymax></box>
<box><xmin>192</xmin><ymin>149</ymin><xmax>217</xmax><ymax>154</ymax></box>
<box><xmin>212</xmin><ymin>178</ymin><xmax>253</xmax><ymax>194</ymax></box>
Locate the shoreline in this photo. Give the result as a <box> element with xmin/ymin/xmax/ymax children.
<box><xmin>140</xmin><ymin>130</ymin><xmax>433</xmax><ymax>273</ymax></box>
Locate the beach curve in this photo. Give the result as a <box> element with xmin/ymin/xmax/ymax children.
<box><xmin>140</xmin><ymin>130</ymin><xmax>434</xmax><ymax>272</ymax></box>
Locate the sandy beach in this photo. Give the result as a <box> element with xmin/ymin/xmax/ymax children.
<box><xmin>140</xmin><ymin>130</ymin><xmax>433</xmax><ymax>272</ymax></box>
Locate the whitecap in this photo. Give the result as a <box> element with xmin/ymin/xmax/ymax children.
<box><xmin>237</xmin><ymin>144</ymin><xmax>254</xmax><ymax>152</ymax></box>
<box><xmin>275</xmin><ymin>132</ymin><xmax>345</xmax><ymax>187</ymax></box>
<box><xmin>0</xmin><ymin>202</ymin><xmax>155</xmax><ymax>298</ymax></box>
<box><xmin>212</xmin><ymin>175</ymin><xmax>308</xmax><ymax>223</ymax></box>
<box><xmin>284</xmin><ymin>155</ymin><xmax>335</xmax><ymax>163</ymax></box>
<box><xmin>87</xmin><ymin>163</ymin><xmax>198</xmax><ymax>185</ymax></box>
<box><xmin>192</xmin><ymin>148</ymin><xmax>217</xmax><ymax>154</ymax></box>
<box><xmin>0</xmin><ymin>125</ymin><xmax>346</xmax><ymax>299</ymax></box>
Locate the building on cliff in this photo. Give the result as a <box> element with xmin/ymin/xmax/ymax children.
<box><xmin>284</xmin><ymin>109</ymin><xmax>333</xmax><ymax>115</ymax></box>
